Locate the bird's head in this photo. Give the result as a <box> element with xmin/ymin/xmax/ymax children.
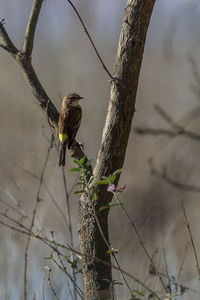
<box><xmin>63</xmin><ymin>93</ymin><xmax>84</xmax><ymax>107</ymax></box>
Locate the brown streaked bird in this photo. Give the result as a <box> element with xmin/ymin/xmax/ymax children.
<box><xmin>58</xmin><ymin>93</ymin><xmax>83</xmax><ymax>167</ymax></box>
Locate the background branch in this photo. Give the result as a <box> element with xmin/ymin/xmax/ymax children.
<box><xmin>135</xmin><ymin>103</ymin><xmax>200</xmax><ymax>141</ymax></box>
<box><xmin>181</xmin><ymin>201</ymin><xmax>200</xmax><ymax>280</ymax></box>
<box><xmin>149</xmin><ymin>160</ymin><xmax>200</xmax><ymax>192</ymax></box>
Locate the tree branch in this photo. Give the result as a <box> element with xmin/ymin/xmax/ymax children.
<box><xmin>135</xmin><ymin>104</ymin><xmax>200</xmax><ymax>141</ymax></box>
<box><xmin>0</xmin><ymin>19</ymin><xmax>18</xmax><ymax>57</ymax></box>
<box><xmin>181</xmin><ymin>200</ymin><xmax>200</xmax><ymax>280</ymax></box>
<box><xmin>149</xmin><ymin>160</ymin><xmax>200</xmax><ymax>192</ymax></box>
<box><xmin>135</xmin><ymin>127</ymin><xmax>178</xmax><ymax>137</ymax></box>
<box><xmin>23</xmin><ymin>0</ymin><xmax>43</xmax><ymax>58</ymax></box>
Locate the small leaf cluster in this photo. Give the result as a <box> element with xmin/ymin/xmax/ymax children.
<box><xmin>69</xmin><ymin>157</ymin><xmax>95</xmax><ymax>197</ymax></box>
<box><xmin>69</xmin><ymin>158</ymin><xmax>123</xmax><ymax>207</ymax></box>
<box><xmin>96</xmin><ymin>169</ymin><xmax>122</xmax><ymax>188</ymax></box>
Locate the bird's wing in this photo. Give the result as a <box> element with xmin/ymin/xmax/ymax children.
<box><xmin>67</xmin><ymin>107</ymin><xmax>82</xmax><ymax>143</ymax></box>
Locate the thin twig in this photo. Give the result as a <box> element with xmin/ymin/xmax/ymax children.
<box><xmin>42</xmin><ymin>276</ymin><xmax>46</xmax><ymax>300</ymax></box>
<box><xmin>163</xmin><ymin>248</ymin><xmax>171</xmax><ymax>293</ymax></box>
<box><xmin>188</xmin><ymin>55</ymin><xmax>200</xmax><ymax>103</ymax></box>
<box><xmin>180</xmin><ymin>200</ymin><xmax>200</xmax><ymax>280</ymax></box>
<box><xmin>0</xmin><ymin>19</ymin><xmax>18</xmax><ymax>56</ymax></box>
<box><xmin>0</xmin><ymin>197</ymin><xmax>30</xmax><ymax>221</ymax></box>
<box><xmin>154</xmin><ymin>104</ymin><xmax>182</xmax><ymax>131</ymax></box>
<box><xmin>65</xmin><ymin>0</ymin><xmax>113</xmax><ymax>80</ymax></box>
<box><xmin>45</xmin><ymin>266</ymin><xmax>59</xmax><ymax>300</ymax></box>
<box><xmin>24</xmin><ymin>134</ymin><xmax>53</xmax><ymax>300</ymax></box>
<box><xmin>177</xmin><ymin>241</ymin><xmax>189</xmax><ymax>283</ymax></box>
<box><xmin>54</xmin><ymin>253</ymin><xmax>84</xmax><ymax>299</ymax></box>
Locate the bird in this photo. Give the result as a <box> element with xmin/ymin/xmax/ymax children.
<box><xmin>58</xmin><ymin>93</ymin><xmax>83</xmax><ymax>167</ymax></box>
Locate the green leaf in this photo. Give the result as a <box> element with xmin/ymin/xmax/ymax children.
<box><xmin>74</xmin><ymin>190</ymin><xmax>85</xmax><ymax>195</ymax></box>
<box><xmin>99</xmin><ymin>205</ymin><xmax>110</xmax><ymax>212</ymax></box>
<box><xmin>68</xmin><ymin>167</ymin><xmax>81</xmax><ymax>172</ymax></box>
<box><xmin>99</xmin><ymin>202</ymin><xmax>119</xmax><ymax>212</ymax></box>
<box><xmin>86</xmin><ymin>159</ymin><xmax>93</xmax><ymax>167</ymax></box>
<box><xmin>79</xmin><ymin>156</ymin><xmax>86</xmax><ymax>166</ymax></box>
<box><xmin>93</xmin><ymin>192</ymin><xmax>99</xmax><ymax>201</ymax></box>
<box><xmin>96</xmin><ymin>180</ymin><xmax>109</xmax><ymax>185</ymax></box>
<box><xmin>73</xmin><ymin>158</ymin><xmax>81</xmax><ymax>166</ymax></box>
<box><xmin>111</xmin><ymin>169</ymin><xmax>122</xmax><ymax>182</ymax></box>
<box><xmin>108</xmin><ymin>175</ymin><xmax>112</xmax><ymax>182</ymax></box>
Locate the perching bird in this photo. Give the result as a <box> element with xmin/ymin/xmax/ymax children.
<box><xmin>58</xmin><ymin>93</ymin><xmax>83</xmax><ymax>167</ymax></box>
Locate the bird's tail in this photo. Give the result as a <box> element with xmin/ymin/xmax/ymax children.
<box><xmin>59</xmin><ymin>142</ymin><xmax>66</xmax><ymax>167</ymax></box>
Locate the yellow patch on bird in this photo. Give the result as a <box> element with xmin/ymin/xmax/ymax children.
<box><xmin>59</xmin><ymin>133</ymin><xmax>68</xmax><ymax>143</ymax></box>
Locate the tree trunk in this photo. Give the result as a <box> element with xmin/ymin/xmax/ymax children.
<box><xmin>78</xmin><ymin>0</ymin><xmax>156</xmax><ymax>299</ymax></box>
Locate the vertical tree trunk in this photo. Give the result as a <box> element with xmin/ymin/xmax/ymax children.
<box><xmin>78</xmin><ymin>0</ymin><xmax>156</xmax><ymax>299</ymax></box>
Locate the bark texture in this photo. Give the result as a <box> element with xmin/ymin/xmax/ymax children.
<box><xmin>78</xmin><ymin>0</ymin><xmax>156</xmax><ymax>299</ymax></box>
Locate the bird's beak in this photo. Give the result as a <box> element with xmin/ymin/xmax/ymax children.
<box><xmin>79</xmin><ymin>96</ymin><xmax>84</xmax><ymax>100</ymax></box>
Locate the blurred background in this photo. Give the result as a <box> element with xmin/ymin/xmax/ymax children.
<box><xmin>1</xmin><ymin>0</ymin><xmax>200</xmax><ymax>299</ymax></box>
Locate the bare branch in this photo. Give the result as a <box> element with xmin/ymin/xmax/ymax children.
<box><xmin>23</xmin><ymin>0</ymin><xmax>43</xmax><ymax>58</ymax></box>
<box><xmin>135</xmin><ymin>127</ymin><xmax>177</xmax><ymax>137</ymax></box>
<box><xmin>135</xmin><ymin>125</ymin><xmax>200</xmax><ymax>141</ymax></box>
<box><xmin>154</xmin><ymin>104</ymin><xmax>182</xmax><ymax>130</ymax></box>
<box><xmin>65</xmin><ymin>0</ymin><xmax>113</xmax><ymax>79</ymax></box>
<box><xmin>0</xmin><ymin>19</ymin><xmax>18</xmax><ymax>57</ymax></box>
<box><xmin>45</xmin><ymin>266</ymin><xmax>60</xmax><ymax>300</ymax></box>
<box><xmin>54</xmin><ymin>253</ymin><xmax>84</xmax><ymax>299</ymax></box>
<box><xmin>135</xmin><ymin>103</ymin><xmax>200</xmax><ymax>140</ymax></box>
<box><xmin>149</xmin><ymin>160</ymin><xmax>200</xmax><ymax>192</ymax></box>
<box><xmin>181</xmin><ymin>200</ymin><xmax>200</xmax><ymax>280</ymax></box>
<box><xmin>177</xmin><ymin>241</ymin><xmax>189</xmax><ymax>283</ymax></box>
<box><xmin>188</xmin><ymin>55</ymin><xmax>200</xmax><ymax>103</ymax></box>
